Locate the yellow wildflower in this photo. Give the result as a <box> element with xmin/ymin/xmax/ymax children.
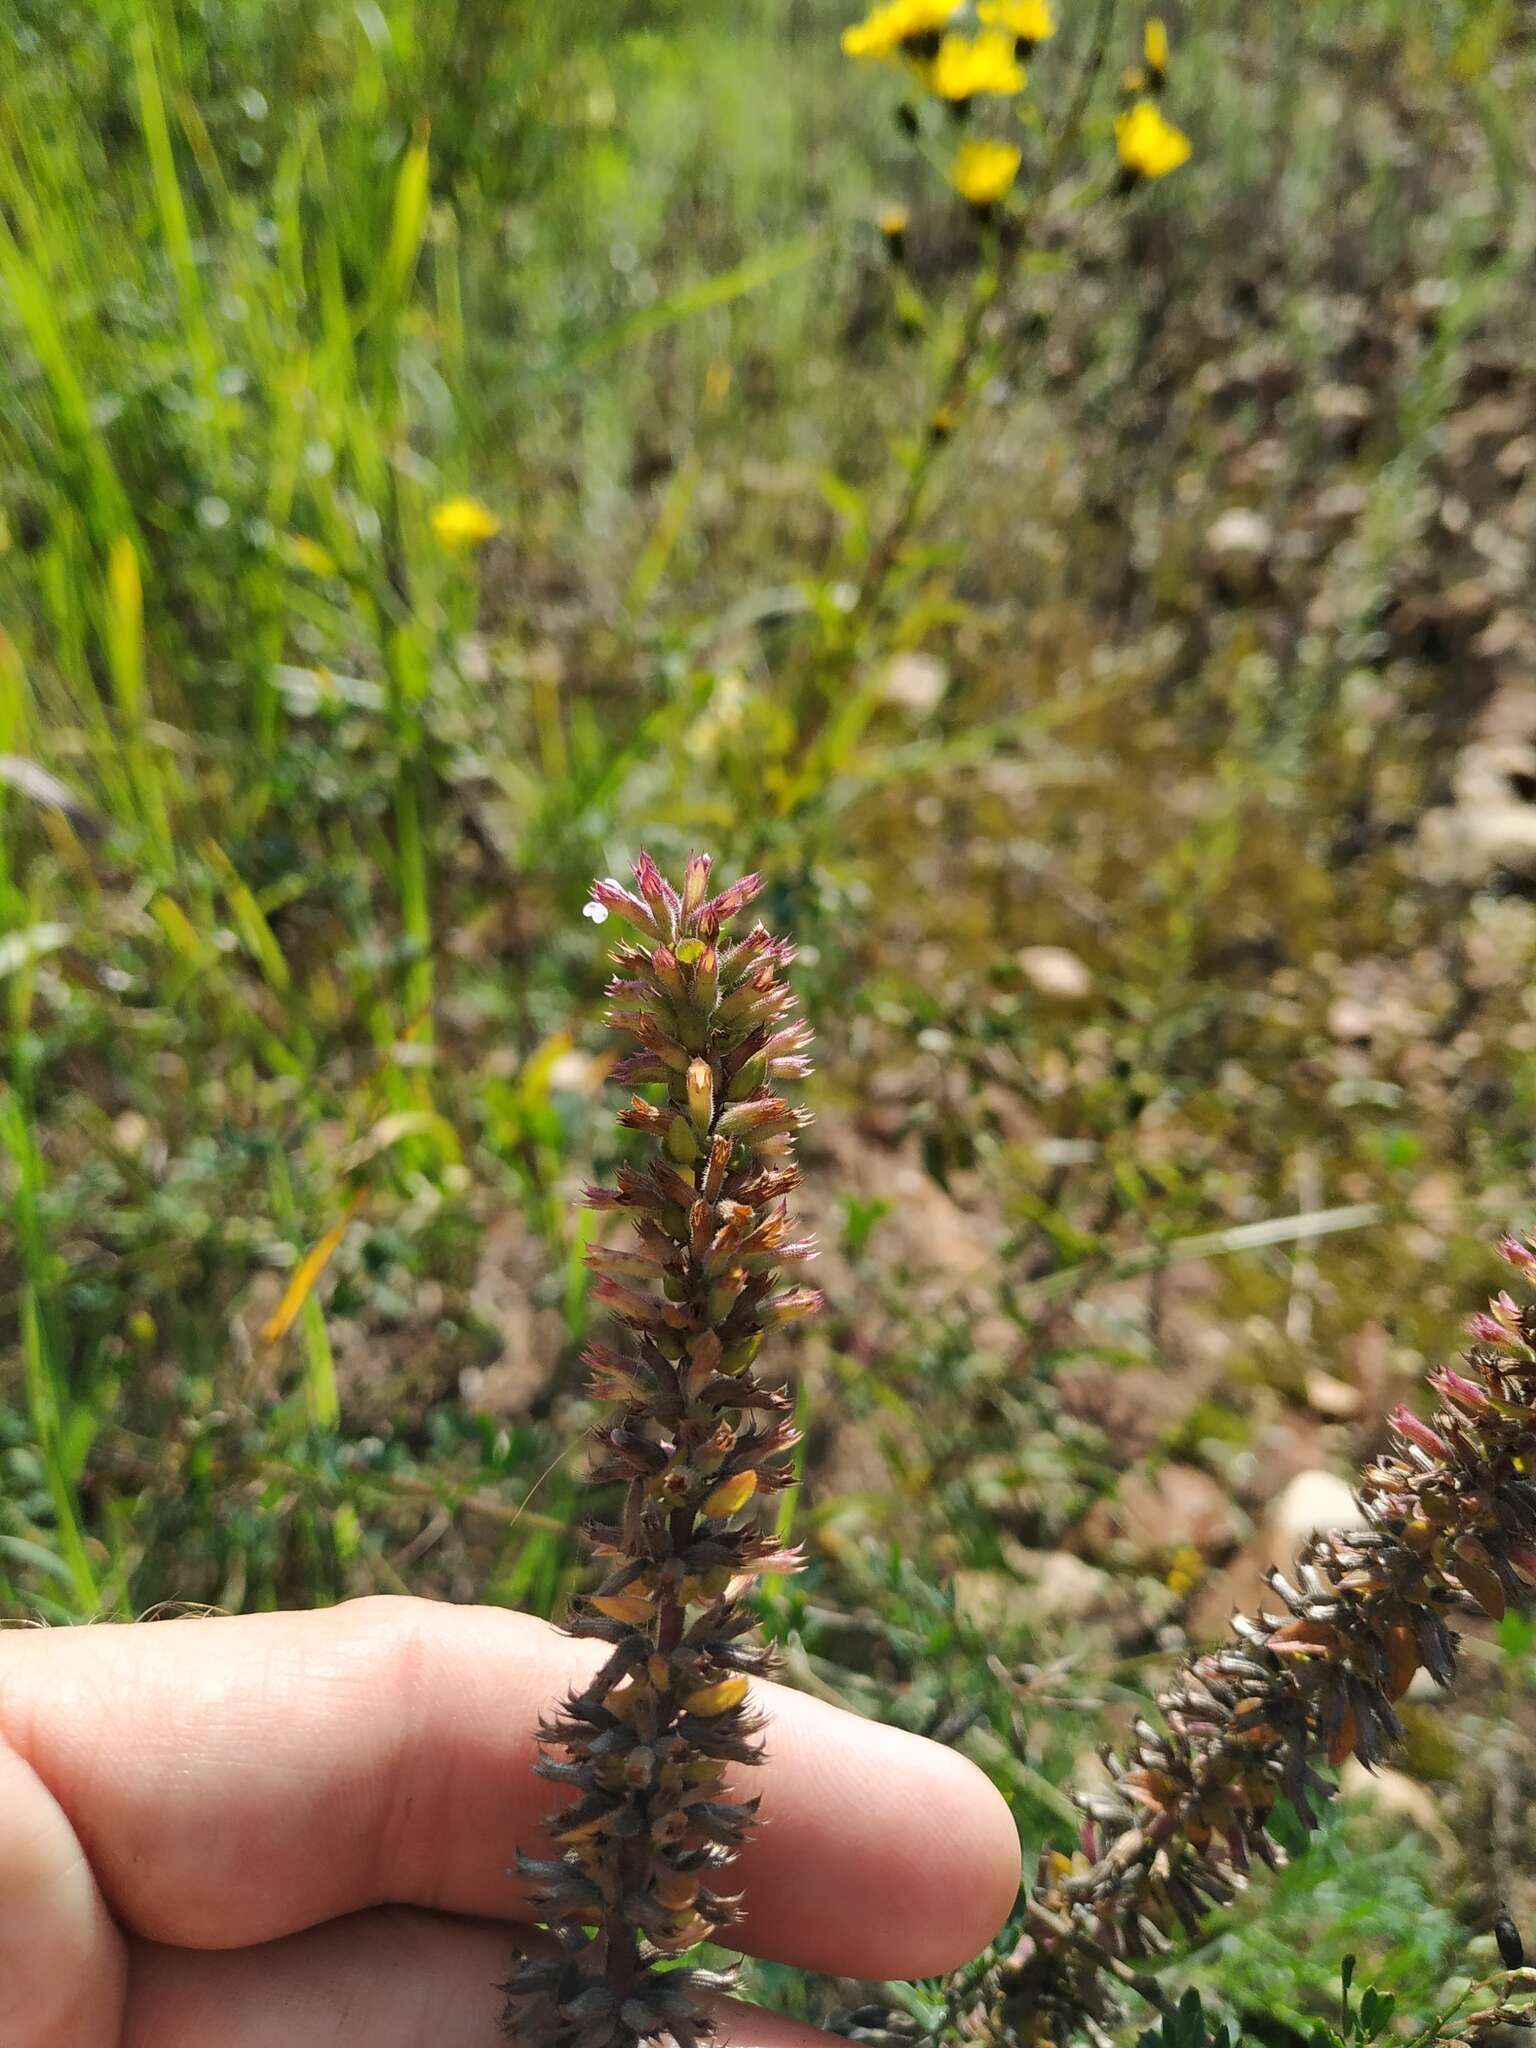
<box><xmin>430</xmin><ymin>494</ymin><xmax>501</xmax><ymax>549</ymax></box>
<box><xmin>1144</xmin><ymin>16</ymin><xmax>1170</xmax><ymax>75</ymax></box>
<box><xmin>877</xmin><ymin>203</ymin><xmax>910</xmax><ymax>268</ymax></box>
<box><xmin>977</xmin><ymin>0</ymin><xmax>1057</xmax><ymax>46</ymax></box>
<box><xmin>947</xmin><ymin>137</ymin><xmax>1022</xmax><ymax>206</ymax></box>
<box><xmin>841</xmin><ymin>0</ymin><xmax>961</xmax><ymax>60</ymax></box>
<box><xmin>926</xmin><ymin>28</ymin><xmax>1026</xmax><ymax>99</ymax></box>
<box><xmin>1115</xmin><ymin>99</ymin><xmax>1191</xmax><ymax>180</ymax></box>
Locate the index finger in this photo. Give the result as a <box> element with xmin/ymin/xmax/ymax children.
<box><xmin>0</xmin><ymin>1598</ymin><xmax>1018</xmax><ymax>1982</ymax></box>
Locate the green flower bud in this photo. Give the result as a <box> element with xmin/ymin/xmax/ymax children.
<box><xmin>665</xmin><ymin>1115</ymin><xmax>700</xmax><ymax>1164</ymax></box>
<box><xmin>686</xmin><ymin>1059</ymin><xmax>715</xmax><ymax>1133</ymax></box>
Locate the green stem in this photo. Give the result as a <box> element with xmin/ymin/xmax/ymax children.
<box><xmin>1</xmin><ymin>1084</ymin><xmax>99</xmax><ymax>1616</ymax></box>
<box><xmin>394</xmin><ymin>759</ymin><xmax>434</xmax><ymax>1043</ymax></box>
<box><xmin>849</xmin><ymin>0</ymin><xmax>1121</xmax><ymax>634</ymax></box>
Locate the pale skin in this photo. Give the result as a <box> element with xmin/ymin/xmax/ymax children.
<box><xmin>0</xmin><ymin>1596</ymin><xmax>1022</xmax><ymax>2048</ymax></box>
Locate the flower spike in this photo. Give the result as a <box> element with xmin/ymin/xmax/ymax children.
<box><xmin>995</xmin><ymin>1232</ymin><xmax>1536</xmax><ymax>2042</ymax></box>
<box><xmin>502</xmin><ymin>857</ymin><xmax>820</xmax><ymax>2048</ymax></box>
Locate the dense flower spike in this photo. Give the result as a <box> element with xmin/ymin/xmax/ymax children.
<box><xmin>987</xmin><ymin>1235</ymin><xmax>1536</xmax><ymax>2045</ymax></box>
<box><xmin>502</xmin><ymin>856</ymin><xmax>821</xmax><ymax>2048</ymax></box>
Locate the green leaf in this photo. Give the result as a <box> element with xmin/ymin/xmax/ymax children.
<box><xmin>528</xmin><ymin>235</ymin><xmax>825</xmax><ymax>382</ymax></box>
<box><xmin>380</xmin><ymin>126</ymin><xmax>432</xmax><ymax>306</ymax></box>
<box><xmin>1358</xmin><ymin>1988</ymin><xmax>1395</xmax><ymax>2038</ymax></box>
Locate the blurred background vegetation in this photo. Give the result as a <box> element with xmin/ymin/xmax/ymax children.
<box><xmin>4</xmin><ymin>0</ymin><xmax>1536</xmax><ymax>2036</ymax></box>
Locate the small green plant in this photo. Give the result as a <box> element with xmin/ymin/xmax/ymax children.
<box><xmin>1134</xmin><ymin>1987</ymin><xmax>1236</xmax><ymax>2048</ymax></box>
<box><xmin>1112</xmin><ymin>1956</ymin><xmax>1536</xmax><ymax>2048</ymax></box>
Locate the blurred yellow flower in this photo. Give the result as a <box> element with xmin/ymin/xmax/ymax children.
<box><xmin>977</xmin><ymin>0</ymin><xmax>1057</xmax><ymax>45</ymax></box>
<box><xmin>1144</xmin><ymin>16</ymin><xmax>1170</xmax><ymax>75</ymax></box>
<box><xmin>841</xmin><ymin>0</ymin><xmax>961</xmax><ymax>59</ymax></box>
<box><xmin>430</xmin><ymin>495</ymin><xmax>501</xmax><ymax>549</ymax></box>
<box><xmin>927</xmin><ymin>28</ymin><xmax>1026</xmax><ymax>98</ymax></box>
<box><xmin>877</xmin><ymin>202</ymin><xmax>911</xmax><ymax>236</ymax></box>
<box><xmin>948</xmin><ymin>137</ymin><xmax>1022</xmax><ymax>205</ymax></box>
<box><xmin>1115</xmin><ymin>99</ymin><xmax>1191</xmax><ymax>179</ymax></box>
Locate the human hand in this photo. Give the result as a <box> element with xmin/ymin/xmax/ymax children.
<box><xmin>0</xmin><ymin>1596</ymin><xmax>1019</xmax><ymax>2047</ymax></box>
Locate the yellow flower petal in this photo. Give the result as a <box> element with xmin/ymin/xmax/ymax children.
<box><xmin>1144</xmin><ymin>16</ymin><xmax>1170</xmax><ymax>74</ymax></box>
<box><xmin>926</xmin><ymin>28</ymin><xmax>1025</xmax><ymax>99</ymax></box>
<box><xmin>700</xmin><ymin>1470</ymin><xmax>758</xmax><ymax>1518</ymax></box>
<box><xmin>841</xmin><ymin>0</ymin><xmax>961</xmax><ymax>58</ymax></box>
<box><xmin>1114</xmin><ymin>100</ymin><xmax>1191</xmax><ymax>180</ymax></box>
<box><xmin>430</xmin><ymin>494</ymin><xmax>501</xmax><ymax>549</ymax></box>
<box><xmin>976</xmin><ymin>0</ymin><xmax>1056</xmax><ymax>43</ymax></box>
<box><xmin>682</xmin><ymin>1675</ymin><xmax>750</xmax><ymax>1717</ymax></box>
<box><xmin>947</xmin><ymin>138</ymin><xmax>1023</xmax><ymax>206</ymax></box>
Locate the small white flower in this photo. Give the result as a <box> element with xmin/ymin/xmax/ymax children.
<box><xmin>583</xmin><ymin>901</ymin><xmax>609</xmax><ymax>924</ymax></box>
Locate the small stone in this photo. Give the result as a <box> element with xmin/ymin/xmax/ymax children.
<box><xmin>547</xmin><ymin>1047</ymin><xmax>601</xmax><ymax>1094</ymax></box>
<box><xmin>1314</xmin><ymin>383</ymin><xmax>1373</xmax><ymax>425</ymax></box>
<box><xmin>1019</xmin><ymin>945</ymin><xmax>1093</xmax><ymax>1000</ymax></box>
<box><xmin>1315</xmin><ymin>482</ymin><xmax>1368</xmax><ymax>523</ymax></box>
<box><xmin>1078</xmin><ymin>1465</ymin><xmax>1244</xmax><ymax>1570</ymax></box>
<box><xmin>1015</xmin><ymin>1546</ymin><xmax>1117</xmax><ymax>1624</ymax></box>
<box><xmin>1304</xmin><ymin>1369</ymin><xmax>1362</xmax><ymax>1420</ymax></box>
<box><xmin>1268</xmin><ymin>1468</ymin><xmax>1359</xmax><ymax>1552</ymax></box>
<box><xmin>1338</xmin><ymin>1759</ymin><xmax>1454</xmax><ymax>1850</ymax></box>
<box><xmin>1205</xmin><ymin>507</ymin><xmax>1273</xmax><ymax>559</ymax></box>
<box><xmin>113</xmin><ymin>1111</ymin><xmax>152</xmax><ymax>1155</ymax></box>
<box><xmin>955</xmin><ymin>1550</ymin><xmax>1116</xmax><ymax>1633</ymax></box>
<box><xmin>880</xmin><ymin>651</ymin><xmax>949</xmax><ymax>715</ymax></box>
<box><xmin>1327</xmin><ymin>996</ymin><xmax>1377</xmax><ymax>1043</ymax></box>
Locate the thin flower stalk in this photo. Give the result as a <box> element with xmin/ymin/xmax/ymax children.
<box><xmin>502</xmin><ymin>854</ymin><xmax>821</xmax><ymax>2048</ymax></box>
<box><xmin>990</xmin><ymin>1232</ymin><xmax>1536</xmax><ymax>2046</ymax></box>
<box><xmin>846</xmin><ymin>0</ymin><xmax>1120</xmax><ymax>624</ymax></box>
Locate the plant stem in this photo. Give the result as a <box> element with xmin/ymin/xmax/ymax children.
<box><xmin>1</xmin><ymin>1084</ymin><xmax>99</xmax><ymax>1616</ymax></box>
<box><xmin>851</xmin><ymin>0</ymin><xmax>1121</xmax><ymax>632</ymax></box>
